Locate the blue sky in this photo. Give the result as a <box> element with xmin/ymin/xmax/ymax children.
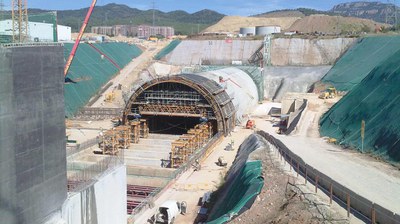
<box><xmin>7</xmin><ymin>0</ymin><xmax>392</xmax><ymax>16</ymax></box>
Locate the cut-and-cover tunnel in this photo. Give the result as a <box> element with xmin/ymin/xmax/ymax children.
<box><xmin>123</xmin><ymin>68</ymin><xmax>259</xmax><ymax>136</ymax></box>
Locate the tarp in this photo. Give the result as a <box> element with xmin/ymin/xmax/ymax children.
<box><xmin>64</xmin><ymin>42</ymin><xmax>142</xmax><ymax>117</ymax></box>
<box><xmin>154</xmin><ymin>40</ymin><xmax>181</xmax><ymax>60</ymax></box>
<box><xmin>322</xmin><ymin>36</ymin><xmax>400</xmax><ymax>91</ymax></box>
<box><xmin>207</xmin><ymin>134</ymin><xmax>265</xmax><ymax>223</ymax></box>
<box><xmin>320</xmin><ymin>48</ymin><xmax>400</xmax><ymax>162</ymax></box>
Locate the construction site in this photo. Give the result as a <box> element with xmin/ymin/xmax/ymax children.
<box><xmin>1</xmin><ymin>0</ymin><xmax>400</xmax><ymax>224</ymax></box>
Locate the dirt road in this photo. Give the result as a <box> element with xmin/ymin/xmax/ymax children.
<box><xmin>255</xmin><ymin>99</ymin><xmax>400</xmax><ymax>215</ymax></box>
<box><xmin>90</xmin><ymin>40</ymin><xmax>169</xmax><ymax>108</ymax></box>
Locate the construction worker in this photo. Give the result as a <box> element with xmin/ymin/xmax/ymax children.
<box><xmin>193</xmin><ymin>159</ymin><xmax>201</xmax><ymax>171</ymax></box>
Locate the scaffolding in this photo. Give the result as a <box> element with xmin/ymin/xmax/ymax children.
<box><xmin>11</xmin><ymin>0</ymin><xmax>29</xmax><ymax>43</ymax></box>
<box><xmin>138</xmin><ymin>104</ymin><xmax>207</xmax><ymax>117</ymax></box>
<box><xmin>170</xmin><ymin>122</ymin><xmax>212</xmax><ymax>168</ymax></box>
<box><xmin>131</xmin><ymin>89</ymin><xmax>215</xmax><ymax>119</ymax></box>
<box><xmin>140</xmin><ymin>119</ymin><xmax>149</xmax><ymax>138</ymax></box>
<box><xmin>100</xmin><ymin>125</ymin><xmax>131</xmax><ymax>155</ymax></box>
<box><xmin>127</xmin><ymin>119</ymin><xmax>149</xmax><ymax>143</ymax></box>
<box><xmin>129</xmin><ymin>120</ymin><xmax>141</xmax><ymax>143</ymax></box>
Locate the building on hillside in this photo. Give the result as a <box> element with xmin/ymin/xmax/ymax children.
<box><xmin>0</xmin><ymin>20</ymin><xmax>71</xmax><ymax>42</ymax></box>
<box><xmin>137</xmin><ymin>25</ymin><xmax>174</xmax><ymax>38</ymax></box>
<box><xmin>91</xmin><ymin>25</ymin><xmax>138</xmax><ymax>37</ymax></box>
<box><xmin>113</xmin><ymin>25</ymin><xmax>138</xmax><ymax>37</ymax></box>
<box><xmin>91</xmin><ymin>25</ymin><xmax>173</xmax><ymax>38</ymax></box>
<box><xmin>91</xmin><ymin>26</ymin><xmax>114</xmax><ymax>36</ymax></box>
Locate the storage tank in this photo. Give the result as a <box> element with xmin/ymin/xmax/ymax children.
<box><xmin>255</xmin><ymin>26</ymin><xmax>281</xmax><ymax>36</ymax></box>
<box><xmin>240</xmin><ymin>27</ymin><xmax>256</xmax><ymax>36</ymax></box>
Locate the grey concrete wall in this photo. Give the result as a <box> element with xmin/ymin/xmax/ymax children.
<box><xmin>264</xmin><ymin>66</ymin><xmax>331</xmax><ymax>101</ymax></box>
<box><xmin>165</xmin><ymin>40</ymin><xmax>263</xmax><ymax>65</ymax></box>
<box><xmin>271</xmin><ymin>38</ymin><xmax>356</xmax><ymax>66</ymax></box>
<box><xmin>62</xmin><ymin>165</ymin><xmax>127</xmax><ymax>224</ymax></box>
<box><xmin>0</xmin><ymin>46</ymin><xmax>67</xmax><ymax>224</ymax></box>
<box><xmin>164</xmin><ymin>38</ymin><xmax>355</xmax><ymax>67</ymax></box>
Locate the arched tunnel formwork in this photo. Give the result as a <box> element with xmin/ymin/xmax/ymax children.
<box><xmin>123</xmin><ymin>74</ymin><xmax>237</xmax><ymax>136</ymax></box>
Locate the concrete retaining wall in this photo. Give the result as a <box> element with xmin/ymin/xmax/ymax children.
<box><xmin>164</xmin><ymin>38</ymin><xmax>355</xmax><ymax>66</ymax></box>
<box><xmin>62</xmin><ymin>165</ymin><xmax>127</xmax><ymax>224</ymax></box>
<box><xmin>271</xmin><ymin>38</ymin><xmax>356</xmax><ymax>66</ymax></box>
<box><xmin>264</xmin><ymin>66</ymin><xmax>331</xmax><ymax>101</ymax></box>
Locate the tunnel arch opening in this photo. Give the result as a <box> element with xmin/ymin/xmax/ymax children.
<box><xmin>123</xmin><ymin>74</ymin><xmax>236</xmax><ymax>136</ymax></box>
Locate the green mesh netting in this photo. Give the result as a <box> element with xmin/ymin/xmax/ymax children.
<box><xmin>207</xmin><ymin>161</ymin><xmax>264</xmax><ymax>224</ymax></box>
<box><xmin>64</xmin><ymin>43</ymin><xmax>142</xmax><ymax>117</ymax></box>
<box><xmin>154</xmin><ymin>40</ymin><xmax>181</xmax><ymax>60</ymax></box>
<box><xmin>322</xmin><ymin>36</ymin><xmax>400</xmax><ymax>91</ymax></box>
<box><xmin>320</xmin><ymin>49</ymin><xmax>400</xmax><ymax>162</ymax></box>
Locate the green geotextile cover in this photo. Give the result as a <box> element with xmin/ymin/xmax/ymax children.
<box><xmin>207</xmin><ymin>134</ymin><xmax>265</xmax><ymax>224</ymax></box>
<box><xmin>154</xmin><ymin>39</ymin><xmax>181</xmax><ymax>60</ymax></box>
<box><xmin>322</xmin><ymin>36</ymin><xmax>400</xmax><ymax>91</ymax></box>
<box><xmin>64</xmin><ymin>42</ymin><xmax>142</xmax><ymax>117</ymax></box>
<box><xmin>320</xmin><ymin>49</ymin><xmax>400</xmax><ymax>162</ymax></box>
<box><xmin>207</xmin><ymin>161</ymin><xmax>263</xmax><ymax>224</ymax></box>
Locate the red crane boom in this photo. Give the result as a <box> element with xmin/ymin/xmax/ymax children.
<box><xmin>64</xmin><ymin>0</ymin><xmax>97</xmax><ymax>77</ymax></box>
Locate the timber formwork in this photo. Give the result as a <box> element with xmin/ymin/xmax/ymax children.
<box><xmin>129</xmin><ymin>121</ymin><xmax>141</xmax><ymax>143</ymax></box>
<box><xmin>139</xmin><ymin>119</ymin><xmax>149</xmax><ymax>138</ymax></box>
<box><xmin>100</xmin><ymin>125</ymin><xmax>131</xmax><ymax>155</ymax></box>
<box><xmin>128</xmin><ymin>119</ymin><xmax>149</xmax><ymax>143</ymax></box>
<box><xmin>170</xmin><ymin>123</ymin><xmax>212</xmax><ymax>168</ymax></box>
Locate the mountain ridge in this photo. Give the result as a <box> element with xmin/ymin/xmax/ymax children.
<box><xmin>255</xmin><ymin>1</ymin><xmax>397</xmax><ymax>24</ymax></box>
<box><xmin>29</xmin><ymin>3</ymin><xmax>225</xmax><ymax>35</ymax></box>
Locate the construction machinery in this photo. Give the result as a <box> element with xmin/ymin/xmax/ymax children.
<box><xmin>319</xmin><ymin>87</ymin><xmax>337</xmax><ymax>99</ymax></box>
<box><xmin>64</xmin><ymin>0</ymin><xmax>97</xmax><ymax>77</ymax></box>
<box><xmin>153</xmin><ymin>200</ymin><xmax>186</xmax><ymax>224</ymax></box>
<box><xmin>217</xmin><ymin>156</ymin><xmax>227</xmax><ymax>167</ymax></box>
<box><xmin>11</xmin><ymin>0</ymin><xmax>29</xmax><ymax>43</ymax></box>
<box><xmin>104</xmin><ymin>91</ymin><xmax>116</xmax><ymax>102</ymax></box>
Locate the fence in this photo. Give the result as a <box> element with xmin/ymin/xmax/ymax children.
<box><xmin>0</xmin><ymin>42</ymin><xmax>63</xmax><ymax>48</ymax></box>
<box><xmin>74</xmin><ymin>107</ymin><xmax>124</xmax><ymax>120</ymax></box>
<box><xmin>257</xmin><ymin>131</ymin><xmax>400</xmax><ymax>224</ymax></box>
<box><xmin>127</xmin><ymin>133</ymin><xmax>223</xmax><ymax>223</ymax></box>
<box><xmin>67</xmin><ymin>137</ymin><xmax>102</xmax><ymax>157</ymax></box>
<box><xmin>67</xmin><ymin>152</ymin><xmax>124</xmax><ymax>192</ymax></box>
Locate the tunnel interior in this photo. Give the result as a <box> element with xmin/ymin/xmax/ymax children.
<box><xmin>126</xmin><ymin>82</ymin><xmax>219</xmax><ymax>136</ymax></box>
<box><xmin>142</xmin><ymin>115</ymin><xmax>218</xmax><ymax>135</ymax></box>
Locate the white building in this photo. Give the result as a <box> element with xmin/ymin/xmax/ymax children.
<box><xmin>0</xmin><ymin>19</ymin><xmax>71</xmax><ymax>42</ymax></box>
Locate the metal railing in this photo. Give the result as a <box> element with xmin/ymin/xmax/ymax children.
<box><xmin>0</xmin><ymin>42</ymin><xmax>64</xmax><ymax>48</ymax></box>
<box><xmin>67</xmin><ymin>136</ymin><xmax>102</xmax><ymax>157</ymax></box>
<box><xmin>74</xmin><ymin>107</ymin><xmax>123</xmax><ymax>120</ymax></box>
<box><xmin>257</xmin><ymin>130</ymin><xmax>400</xmax><ymax>224</ymax></box>
<box><xmin>67</xmin><ymin>152</ymin><xmax>124</xmax><ymax>193</ymax></box>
